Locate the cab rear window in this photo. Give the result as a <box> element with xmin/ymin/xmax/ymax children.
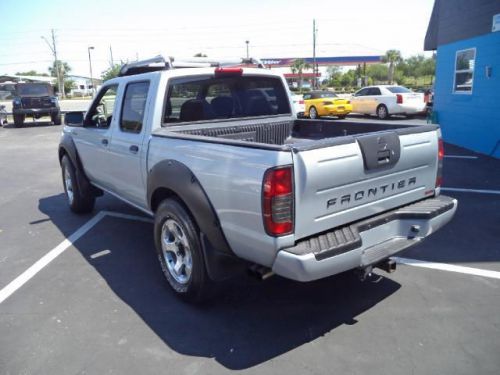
<box><xmin>163</xmin><ymin>75</ymin><xmax>291</xmax><ymax>124</ymax></box>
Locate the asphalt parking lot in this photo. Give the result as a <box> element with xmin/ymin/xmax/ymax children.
<box><xmin>0</xmin><ymin>120</ymin><xmax>499</xmax><ymax>375</ymax></box>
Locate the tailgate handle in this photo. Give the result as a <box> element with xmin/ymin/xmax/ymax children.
<box><xmin>377</xmin><ymin>150</ymin><xmax>391</xmax><ymax>164</ymax></box>
<box><xmin>357</xmin><ymin>132</ymin><xmax>401</xmax><ymax>170</ymax></box>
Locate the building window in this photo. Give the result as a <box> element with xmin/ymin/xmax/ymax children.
<box><xmin>454</xmin><ymin>48</ymin><xmax>475</xmax><ymax>94</ymax></box>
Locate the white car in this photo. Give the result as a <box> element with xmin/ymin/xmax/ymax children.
<box><xmin>350</xmin><ymin>85</ymin><xmax>426</xmax><ymax>119</ymax></box>
<box><xmin>291</xmin><ymin>93</ymin><xmax>305</xmax><ymax>117</ymax></box>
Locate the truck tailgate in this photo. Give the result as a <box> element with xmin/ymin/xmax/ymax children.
<box><xmin>292</xmin><ymin>129</ymin><xmax>439</xmax><ymax>240</ymax></box>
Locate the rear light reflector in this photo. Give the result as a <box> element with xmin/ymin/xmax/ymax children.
<box><xmin>214</xmin><ymin>67</ymin><xmax>243</xmax><ymax>76</ymax></box>
<box><xmin>436</xmin><ymin>138</ymin><xmax>444</xmax><ymax>189</ymax></box>
<box><xmin>396</xmin><ymin>94</ymin><xmax>403</xmax><ymax>104</ymax></box>
<box><xmin>262</xmin><ymin>166</ymin><xmax>294</xmax><ymax>236</ymax></box>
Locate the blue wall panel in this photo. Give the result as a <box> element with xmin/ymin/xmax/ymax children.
<box><xmin>434</xmin><ymin>32</ymin><xmax>500</xmax><ymax>157</ymax></box>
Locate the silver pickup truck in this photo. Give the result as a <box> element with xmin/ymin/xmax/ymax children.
<box><xmin>59</xmin><ymin>56</ymin><xmax>457</xmax><ymax>301</ymax></box>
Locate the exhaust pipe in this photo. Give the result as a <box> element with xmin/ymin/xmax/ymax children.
<box><xmin>376</xmin><ymin>258</ymin><xmax>397</xmax><ymax>274</ymax></box>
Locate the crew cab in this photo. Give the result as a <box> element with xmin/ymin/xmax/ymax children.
<box><xmin>58</xmin><ymin>56</ymin><xmax>457</xmax><ymax>302</ymax></box>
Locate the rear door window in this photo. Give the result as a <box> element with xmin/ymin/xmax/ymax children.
<box><xmin>368</xmin><ymin>87</ymin><xmax>381</xmax><ymax>96</ymax></box>
<box><xmin>163</xmin><ymin>75</ymin><xmax>291</xmax><ymax>124</ymax></box>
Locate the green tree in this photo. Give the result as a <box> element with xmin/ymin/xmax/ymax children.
<box><xmin>101</xmin><ymin>63</ymin><xmax>122</xmax><ymax>81</ymax></box>
<box><xmin>366</xmin><ymin>64</ymin><xmax>389</xmax><ymax>83</ymax></box>
<box><xmin>382</xmin><ymin>50</ymin><xmax>402</xmax><ymax>84</ymax></box>
<box><xmin>193</xmin><ymin>52</ymin><xmax>207</xmax><ymax>57</ymax></box>
<box><xmin>327</xmin><ymin>66</ymin><xmax>342</xmax><ymax>87</ymax></box>
<box><xmin>15</xmin><ymin>70</ymin><xmax>49</xmax><ymax>77</ymax></box>
<box><xmin>290</xmin><ymin>58</ymin><xmax>311</xmax><ymax>91</ymax></box>
<box><xmin>48</xmin><ymin>60</ymin><xmax>71</xmax><ymax>97</ymax></box>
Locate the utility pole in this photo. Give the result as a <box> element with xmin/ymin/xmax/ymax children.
<box><xmin>88</xmin><ymin>46</ymin><xmax>95</xmax><ymax>96</ymax></box>
<box><xmin>109</xmin><ymin>45</ymin><xmax>114</xmax><ymax>67</ymax></box>
<box><xmin>245</xmin><ymin>40</ymin><xmax>249</xmax><ymax>59</ymax></box>
<box><xmin>41</xmin><ymin>29</ymin><xmax>64</xmax><ymax>98</ymax></box>
<box><xmin>313</xmin><ymin>19</ymin><xmax>317</xmax><ymax>89</ymax></box>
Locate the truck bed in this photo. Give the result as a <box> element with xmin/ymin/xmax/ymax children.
<box><xmin>154</xmin><ymin>118</ymin><xmax>439</xmax><ymax>150</ymax></box>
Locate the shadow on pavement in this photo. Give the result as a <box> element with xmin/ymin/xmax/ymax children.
<box><xmin>38</xmin><ymin>193</ymin><xmax>401</xmax><ymax>369</ymax></box>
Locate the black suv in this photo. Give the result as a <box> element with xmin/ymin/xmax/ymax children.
<box><xmin>12</xmin><ymin>83</ymin><xmax>61</xmax><ymax>127</ymax></box>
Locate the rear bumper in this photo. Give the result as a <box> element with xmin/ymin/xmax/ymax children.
<box><xmin>272</xmin><ymin>195</ymin><xmax>457</xmax><ymax>282</ymax></box>
<box><xmin>391</xmin><ymin>103</ymin><xmax>426</xmax><ymax>115</ymax></box>
<box><xmin>324</xmin><ymin>104</ymin><xmax>352</xmax><ymax>115</ymax></box>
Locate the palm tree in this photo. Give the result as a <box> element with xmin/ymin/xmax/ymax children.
<box><xmin>382</xmin><ymin>50</ymin><xmax>402</xmax><ymax>84</ymax></box>
<box><xmin>290</xmin><ymin>59</ymin><xmax>311</xmax><ymax>91</ymax></box>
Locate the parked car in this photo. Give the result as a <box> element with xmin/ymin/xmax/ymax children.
<box><xmin>12</xmin><ymin>83</ymin><xmax>61</xmax><ymax>127</ymax></box>
<box><xmin>59</xmin><ymin>56</ymin><xmax>456</xmax><ymax>302</ymax></box>
<box><xmin>303</xmin><ymin>91</ymin><xmax>352</xmax><ymax>119</ymax></box>
<box><xmin>350</xmin><ymin>85</ymin><xmax>426</xmax><ymax>119</ymax></box>
<box><xmin>0</xmin><ymin>105</ymin><xmax>8</xmax><ymax>125</ymax></box>
<box><xmin>291</xmin><ymin>93</ymin><xmax>305</xmax><ymax>117</ymax></box>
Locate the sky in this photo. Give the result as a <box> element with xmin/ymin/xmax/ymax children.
<box><xmin>0</xmin><ymin>0</ymin><xmax>435</xmax><ymax>77</ymax></box>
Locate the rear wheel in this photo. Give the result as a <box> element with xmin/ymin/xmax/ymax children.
<box><xmin>154</xmin><ymin>199</ymin><xmax>211</xmax><ymax>303</ymax></box>
<box><xmin>61</xmin><ymin>155</ymin><xmax>95</xmax><ymax>213</ymax></box>
<box><xmin>376</xmin><ymin>105</ymin><xmax>389</xmax><ymax>120</ymax></box>
<box><xmin>13</xmin><ymin>114</ymin><xmax>25</xmax><ymax>127</ymax></box>
<box><xmin>309</xmin><ymin>106</ymin><xmax>319</xmax><ymax>119</ymax></box>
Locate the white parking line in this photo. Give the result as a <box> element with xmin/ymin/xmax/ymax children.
<box><xmin>393</xmin><ymin>257</ymin><xmax>500</xmax><ymax>280</ymax></box>
<box><xmin>441</xmin><ymin>187</ymin><xmax>500</xmax><ymax>195</ymax></box>
<box><xmin>444</xmin><ymin>155</ymin><xmax>478</xmax><ymax>159</ymax></box>
<box><xmin>0</xmin><ymin>210</ymin><xmax>152</xmax><ymax>304</ymax></box>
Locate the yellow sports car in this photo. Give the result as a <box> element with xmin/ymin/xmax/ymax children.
<box><xmin>303</xmin><ymin>91</ymin><xmax>352</xmax><ymax>119</ymax></box>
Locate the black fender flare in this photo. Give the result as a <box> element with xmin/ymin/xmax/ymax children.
<box><xmin>148</xmin><ymin>160</ymin><xmax>244</xmax><ymax>281</ymax></box>
<box><xmin>58</xmin><ymin>133</ymin><xmax>102</xmax><ymax>197</ymax></box>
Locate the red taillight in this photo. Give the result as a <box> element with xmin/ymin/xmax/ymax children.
<box><xmin>436</xmin><ymin>138</ymin><xmax>444</xmax><ymax>189</ymax></box>
<box><xmin>299</xmin><ymin>100</ymin><xmax>304</xmax><ymax>105</ymax></box>
<box><xmin>396</xmin><ymin>94</ymin><xmax>403</xmax><ymax>104</ymax></box>
<box><xmin>214</xmin><ymin>67</ymin><xmax>243</xmax><ymax>76</ymax></box>
<box><xmin>262</xmin><ymin>166</ymin><xmax>294</xmax><ymax>236</ymax></box>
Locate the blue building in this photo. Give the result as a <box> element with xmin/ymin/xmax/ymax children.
<box><xmin>425</xmin><ymin>0</ymin><xmax>500</xmax><ymax>158</ymax></box>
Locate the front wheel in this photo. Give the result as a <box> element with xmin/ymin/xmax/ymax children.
<box><xmin>376</xmin><ymin>105</ymin><xmax>389</xmax><ymax>120</ymax></box>
<box><xmin>154</xmin><ymin>199</ymin><xmax>210</xmax><ymax>302</ymax></box>
<box><xmin>13</xmin><ymin>114</ymin><xmax>25</xmax><ymax>127</ymax></box>
<box><xmin>51</xmin><ymin>112</ymin><xmax>62</xmax><ymax>125</ymax></box>
<box><xmin>309</xmin><ymin>106</ymin><xmax>319</xmax><ymax>119</ymax></box>
<box><xmin>61</xmin><ymin>155</ymin><xmax>95</xmax><ymax>213</ymax></box>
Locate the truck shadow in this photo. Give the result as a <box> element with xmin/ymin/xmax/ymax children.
<box><xmin>38</xmin><ymin>193</ymin><xmax>401</xmax><ymax>370</ymax></box>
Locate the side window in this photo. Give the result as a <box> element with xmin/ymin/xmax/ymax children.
<box><xmin>303</xmin><ymin>94</ymin><xmax>311</xmax><ymax>100</ymax></box>
<box><xmin>369</xmin><ymin>87</ymin><xmax>381</xmax><ymax>95</ymax></box>
<box><xmin>164</xmin><ymin>82</ymin><xmax>203</xmax><ymax>123</ymax></box>
<box><xmin>120</xmin><ymin>81</ymin><xmax>150</xmax><ymax>133</ymax></box>
<box><xmin>454</xmin><ymin>48</ymin><xmax>475</xmax><ymax>93</ymax></box>
<box><xmin>355</xmin><ymin>88</ymin><xmax>368</xmax><ymax>97</ymax></box>
<box><xmin>85</xmin><ymin>85</ymin><xmax>118</xmax><ymax>128</ymax></box>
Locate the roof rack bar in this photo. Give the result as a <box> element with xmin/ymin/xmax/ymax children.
<box><xmin>118</xmin><ymin>55</ymin><xmax>172</xmax><ymax>77</ymax></box>
<box><xmin>118</xmin><ymin>55</ymin><xmax>266</xmax><ymax>77</ymax></box>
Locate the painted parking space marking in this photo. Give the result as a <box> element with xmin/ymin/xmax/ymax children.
<box><xmin>444</xmin><ymin>155</ymin><xmax>478</xmax><ymax>159</ymax></box>
<box><xmin>393</xmin><ymin>257</ymin><xmax>500</xmax><ymax>280</ymax></box>
<box><xmin>441</xmin><ymin>187</ymin><xmax>500</xmax><ymax>195</ymax></box>
<box><xmin>0</xmin><ymin>210</ymin><xmax>152</xmax><ymax>305</ymax></box>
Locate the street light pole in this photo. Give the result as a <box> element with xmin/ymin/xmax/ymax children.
<box><xmin>88</xmin><ymin>46</ymin><xmax>95</xmax><ymax>96</ymax></box>
<box><xmin>245</xmin><ymin>40</ymin><xmax>249</xmax><ymax>59</ymax></box>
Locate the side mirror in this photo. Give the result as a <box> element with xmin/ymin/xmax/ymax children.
<box><xmin>64</xmin><ymin>111</ymin><xmax>85</xmax><ymax>126</ymax></box>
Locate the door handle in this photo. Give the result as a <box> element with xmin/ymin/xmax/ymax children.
<box><xmin>101</xmin><ymin>139</ymin><xmax>108</xmax><ymax>146</ymax></box>
<box><xmin>129</xmin><ymin>145</ymin><xmax>139</xmax><ymax>154</ymax></box>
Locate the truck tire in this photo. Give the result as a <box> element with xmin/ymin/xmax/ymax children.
<box><xmin>61</xmin><ymin>155</ymin><xmax>95</xmax><ymax>213</ymax></box>
<box><xmin>51</xmin><ymin>112</ymin><xmax>62</xmax><ymax>125</ymax></box>
<box><xmin>13</xmin><ymin>114</ymin><xmax>25</xmax><ymax>127</ymax></box>
<box><xmin>154</xmin><ymin>198</ymin><xmax>211</xmax><ymax>302</ymax></box>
